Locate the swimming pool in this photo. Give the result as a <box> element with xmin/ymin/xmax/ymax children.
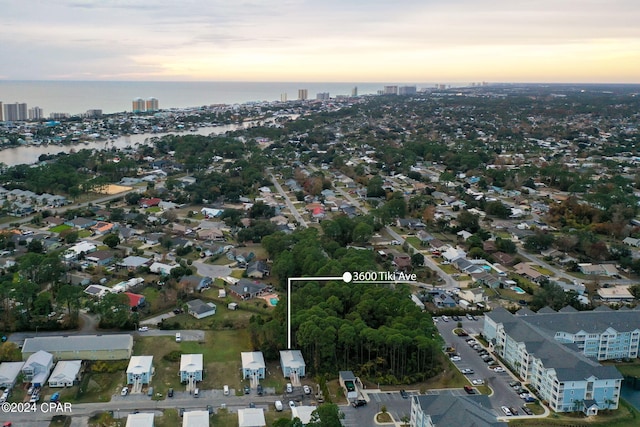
<box><xmin>270</xmin><ymin>298</ymin><xmax>279</xmax><ymax>306</ymax></box>
<box><xmin>512</xmin><ymin>286</ymin><xmax>526</xmax><ymax>294</ymax></box>
<box><xmin>482</xmin><ymin>265</ymin><xmax>491</xmax><ymax>271</ymax></box>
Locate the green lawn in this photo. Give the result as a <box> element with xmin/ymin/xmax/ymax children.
<box><xmin>405</xmin><ymin>236</ymin><xmax>423</xmax><ymax>248</ymax></box>
<box><xmin>49</xmin><ymin>224</ymin><xmax>72</xmax><ymax>233</ymax></box>
<box><xmin>509</xmin><ymin>399</ymin><xmax>639</xmax><ymax>427</ymax></box>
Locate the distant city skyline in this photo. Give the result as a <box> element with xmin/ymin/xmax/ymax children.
<box><xmin>1</xmin><ymin>0</ymin><xmax>639</xmax><ymax>83</ymax></box>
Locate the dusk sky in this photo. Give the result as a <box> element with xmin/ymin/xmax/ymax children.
<box><xmin>2</xmin><ymin>0</ymin><xmax>639</xmax><ymax>83</ymax></box>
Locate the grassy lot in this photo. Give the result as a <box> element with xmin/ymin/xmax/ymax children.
<box><xmin>439</xmin><ymin>264</ymin><xmax>457</xmax><ymax>274</ymax></box>
<box><xmin>133</xmin><ymin>330</ymin><xmax>253</xmax><ymax>395</ymax></box>
<box><xmin>49</xmin><ymin>224</ymin><xmax>72</xmax><ymax>233</ymax></box>
<box><xmin>405</xmin><ymin>236</ymin><xmax>423</xmax><ymax>248</ymax></box>
<box><xmin>509</xmin><ymin>399</ymin><xmax>639</xmax><ymax>427</ymax></box>
<box><xmin>72</xmin><ymin>362</ymin><xmax>129</xmax><ymax>403</ymax></box>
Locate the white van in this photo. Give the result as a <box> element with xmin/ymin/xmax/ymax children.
<box><xmin>175</xmin><ymin>332</ymin><xmax>181</xmax><ymax>342</ymax></box>
<box><xmin>194</xmin><ymin>388</ymin><xmax>199</xmax><ymax>398</ymax></box>
<box><xmin>275</xmin><ymin>400</ymin><xmax>283</xmax><ymax>411</ymax></box>
<box><xmin>223</xmin><ymin>385</ymin><xmax>229</xmax><ymax>396</ymax></box>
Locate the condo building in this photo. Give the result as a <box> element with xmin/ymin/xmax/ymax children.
<box><xmin>484</xmin><ymin>307</ymin><xmax>625</xmax><ymax>413</ymax></box>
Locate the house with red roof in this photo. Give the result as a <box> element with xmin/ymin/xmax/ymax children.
<box><xmin>124</xmin><ymin>292</ymin><xmax>146</xmax><ymax>309</ymax></box>
<box><xmin>139</xmin><ymin>198</ymin><xmax>161</xmax><ymax>208</ymax></box>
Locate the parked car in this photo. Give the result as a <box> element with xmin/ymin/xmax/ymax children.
<box><xmin>275</xmin><ymin>400</ymin><xmax>283</xmax><ymax>411</ymax></box>
<box><xmin>509</xmin><ymin>381</ymin><xmax>521</xmax><ymax>388</ymax></box>
<box><xmin>450</xmin><ymin>356</ymin><xmax>461</xmax><ymax>362</ymax></box>
<box><xmin>471</xmin><ymin>379</ymin><xmax>484</xmax><ymax>385</ymax></box>
<box><xmin>249</xmin><ymin>402</ymin><xmax>255</xmax><ymax>408</ymax></box>
<box><xmin>509</xmin><ymin>407</ymin><xmax>519</xmax><ymax>415</ymax></box>
<box><xmin>168</xmin><ymin>388</ymin><xmax>174</xmax><ymax>398</ymax></box>
<box><xmin>524</xmin><ymin>396</ymin><xmax>538</xmax><ymax>403</ymax></box>
<box><xmin>289</xmin><ymin>400</ymin><xmax>296</xmax><ymax>409</ymax></box>
<box><xmin>521</xmin><ymin>406</ymin><xmax>533</xmax><ymax>415</ymax></box>
<box><xmin>244</xmin><ymin>385</ymin><xmax>251</xmax><ymax>394</ymax></box>
<box><xmin>286</xmin><ymin>383</ymin><xmax>293</xmax><ymax>393</ymax></box>
<box><xmin>464</xmin><ymin>385</ymin><xmax>475</xmax><ymax>394</ymax></box>
<box><xmin>303</xmin><ymin>385</ymin><xmax>311</xmax><ymax>395</ymax></box>
<box><xmin>493</xmin><ymin>366</ymin><xmax>505</xmax><ymax>373</ymax></box>
<box><xmin>50</xmin><ymin>392</ymin><xmax>60</xmax><ymax>402</ymax></box>
<box><xmin>138</xmin><ymin>326</ymin><xmax>149</xmax><ymax>332</ymax></box>
<box><xmin>461</xmin><ymin>368</ymin><xmax>474</xmax><ymax>374</ymax></box>
<box><xmin>121</xmin><ymin>387</ymin><xmax>129</xmax><ymax>396</ymax></box>
<box><xmin>400</xmin><ymin>389</ymin><xmax>409</xmax><ymax>399</ymax></box>
<box><xmin>501</xmin><ymin>406</ymin><xmax>512</xmax><ymax>416</ymax></box>
<box><xmin>352</xmin><ymin>399</ymin><xmax>367</xmax><ymax>407</ymax></box>
<box><xmin>257</xmin><ymin>384</ymin><xmax>263</xmax><ymax>395</ymax></box>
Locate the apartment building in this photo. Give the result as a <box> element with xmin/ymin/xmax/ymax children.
<box><xmin>484</xmin><ymin>308</ymin><xmax>623</xmax><ymax>413</ymax></box>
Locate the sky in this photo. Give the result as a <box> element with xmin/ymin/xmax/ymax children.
<box><xmin>1</xmin><ymin>0</ymin><xmax>639</xmax><ymax>83</ymax></box>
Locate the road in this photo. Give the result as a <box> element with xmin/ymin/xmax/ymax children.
<box><xmin>270</xmin><ymin>173</ymin><xmax>308</xmax><ymax>228</ymax></box>
<box><xmin>384</xmin><ymin>226</ymin><xmax>457</xmax><ymax>288</ymax></box>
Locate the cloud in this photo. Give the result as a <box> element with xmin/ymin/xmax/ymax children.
<box><xmin>1</xmin><ymin>0</ymin><xmax>639</xmax><ymax>81</ymax></box>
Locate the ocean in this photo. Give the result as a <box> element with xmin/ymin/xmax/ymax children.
<box><xmin>0</xmin><ymin>81</ymin><xmax>439</xmax><ymax>116</ymax></box>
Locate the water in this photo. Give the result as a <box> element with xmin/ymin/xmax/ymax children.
<box><xmin>0</xmin><ymin>122</ymin><xmax>259</xmax><ymax>167</ymax></box>
<box><xmin>512</xmin><ymin>286</ymin><xmax>526</xmax><ymax>294</ymax></box>
<box><xmin>0</xmin><ymin>81</ymin><xmax>427</xmax><ymax>116</ymax></box>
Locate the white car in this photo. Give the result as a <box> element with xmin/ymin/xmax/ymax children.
<box><xmin>471</xmin><ymin>379</ymin><xmax>484</xmax><ymax>385</ymax></box>
<box><xmin>121</xmin><ymin>387</ymin><xmax>129</xmax><ymax>396</ymax></box>
<box><xmin>289</xmin><ymin>400</ymin><xmax>296</xmax><ymax>409</ymax></box>
<box><xmin>286</xmin><ymin>383</ymin><xmax>293</xmax><ymax>393</ymax></box>
<box><xmin>303</xmin><ymin>385</ymin><xmax>311</xmax><ymax>395</ymax></box>
<box><xmin>450</xmin><ymin>356</ymin><xmax>461</xmax><ymax>362</ymax></box>
<box><xmin>493</xmin><ymin>366</ymin><xmax>505</xmax><ymax>373</ymax></box>
<box><xmin>138</xmin><ymin>326</ymin><xmax>149</xmax><ymax>332</ymax></box>
<box><xmin>501</xmin><ymin>406</ymin><xmax>512</xmax><ymax>416</ymax></box>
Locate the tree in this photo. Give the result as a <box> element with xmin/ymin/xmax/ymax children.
<box><xmin>352</xmin><ymin>222</ymin><xmax>373</xmax><ymax>245</ymax></box>
<box><xmin>456</xmin><ymin>211</ymin><xmax>480</xmax><ymax>233</ymax></box>
<box><xmin>367</xmin><ymin>175</ymin><xmax>385</xmax><ymax>198</ymax></box>
<box><xmin>103</xmin><ymin>234</ymin><xmax>121</xmax><ymax>249</ymax></box>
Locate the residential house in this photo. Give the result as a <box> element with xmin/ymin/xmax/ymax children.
<box><xmin>119</xmin><ymin>256</ymin><xmax>151</xmax><ymax>270</ymax></box>
<box><xmin>197</xmin><ymin>227</ymin><xmax>224</xmax><ymax>241</ymax></box>
<box><xmin>597</xmin><ymin>286</ymin><xmax>635</xmax><ymax>303</ymax></box>
<box><xmin>85</xmin><ymin>250</ymin><xmax>114</xmax><ymax>266</ymax></box>
<box><xmin>391</xmin><ymin>251</ymin><xmax>412</xmax><ymax>271</ymax></box>
<box><xmin>183</xmin><ymin>410</ymin><xmax>210</xmax><ymax>427</ymax></box>
<box><xmin>125</xmin><ymin>292</ymin><xmax>146</xmax><ymax>309</ymax></box>
<box><xmin>91</xmin><ymin>221</ymin><xmax>116</xmax><ymax>235</ymax></box>
<box><xmin>0</xmin><ymin>361</ymin><xmax>24</xmax><ymax>388</ymax></box>
<box><xmin>126</xmin><ymin>356</ymin><xmax>153</xmax><ymax>385</ymax></box>
<box><xmin>291</xmin><ymin>406</ymin><xmax>317</xmax><ymax>426</ymax></box>
<box><xmin>126</xmin><ymin>413</ymin><xmax>155</xmax><ymax>427</ymax></box>
<box><xmin>65</xmin><ymin>217</ymin><xmax>97</xmax><ymax>230</ymax></box>
<box><xmin>459</xmin><ymin>288</ymin><xmax>486</xmax><ymax>304</ymax></box>
<box><xmin>410</xmin><ymin>394</ymin><xmax>506</xmax><ymax>427</ymax></box>
<box><xmin>22</xmin><ymin>350</ymin><xmax>54</xmax><ymax>387</ymax></box>
<box><xmin>579</xmin><ymin>263</ymin><xmax>619</xmax><ymax>277</ymax></box>
<box><xmin>186</xmin><ymin>299</ymin><xmax>216</xmax><ymax>319</ymax></box>
<box><xmin>179</xmin><ymin>275</ymin><xmax>212</xmax><ymax>293</ymax></box>
<box><xmin>22</xmin><ymin>335</ymin><xmax>133</xmax><ymax>361</ymax></box>
<box><xmin>397</xmin><ymin>218</ymin><xmax>426</xmax><ymax>230</ymax></box>
<box><xmin>280</xmin><ymin>350</ymin><xmax>306</xmax><ymax>379</ymax></box>
<box><xmin>442</xmin><ymin>247</ymin><xmax>466</xmax><ymax>263</ymax></box>
<box><xmin>180</xmin><ymin>354</ymin><xmax>204</xmax><ymax>383</ymax></box>
<box><xmin>246</xmin><ymin>260</ymin><xmax>270</xmax><ymax>279</ymax></box>
<box><xmin>139</xmin><ymin>198</ymin><xmax>161</xmax><ymax>208</ymax></box>
<box><xmin>241</xmin><ymin>351</ymin><xmax>266</xmax><ymax>380</ymax></box>
<box><xmin>63</xmin><ymin>241</ymin><xmax>97</xmax><ymax>261</ymax></box>
<box><xmin>48</xmin><ymin>360</ymin><xmax>82</xmax><ymax>387</ymax></box>
<box><xmin>238</xmin><ymin>408</ymin><xmax>266</xmax><ymax>427</ymax></box>
<box><xmin>514</xmin><ymin>262</ymin><xmax>546</xmax><ymax>283</ymax></box>
<box><xmin>229</xmin><ymin>279</ymin><xmax>268</xmax><ymax>300</ymax></box>
<box><xmin>623</xmin><ymin>237</ymin><xmax>640</xmax><ymax>247</ymax></box>
<box><xmin>492</xmin><ymin>252</ymin><xmax>516</xmax><ymax>266</ymax></box>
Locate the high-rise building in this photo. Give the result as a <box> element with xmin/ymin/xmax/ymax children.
<box><xmin>4</xmin><ymin>102</ymin><xmax>28</xmax><ymax>121</ymax></box>
<box><xmin>146</xmin><ymin>97</ymin><xmax>159</xmax><ymax>112</ymax></box>
<box><xmin>298</xmin><ymin>89</ymin><xmax>308</xmax><ymax>101</ymax></box>
<box><xmin>132</xmin><ymin>98</ymin><xmax>145</xmax><ymax>113</ymax></box>
<box><xmin>351</xmin><ymin>86</ymin><xmax>358</xmax><ymax>97</ymax></box>
<box><xmin>281</xmin><ymin>93</ymin><xmax>288</xmax><ymax>102</ymax></box>
<box><xmin>398</xmin><ymin>86</ymin><xmax>417</xmax><ymax>95</ymax></box>
<box><xmin>86</xmin><ymin>109</ymin><xmax>103</xmax><ymax>118</ymax></box>
<box><xmin>0</xmin><ymin>102</ymin><xmax>3</xmax><ymax>121</ymax></box>
<box><xmin>316</xmin><ymin>92</ymin><xmax>330</xmax><ymax>101</ymax></box>
<box><xmin>383</xmin><ymin>86</ymin><xmax>398</xmax><ymax>95</ymax></box>
<box><xmin>28</xmin><ymin>106</ymin><xmax>44</xmax><ymax>120</ymax></box>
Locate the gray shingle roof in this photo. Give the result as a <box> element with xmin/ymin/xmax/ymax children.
<box><xmin>412</xmin><ymin>394</ymin><xmax>507</xmax><ymax>427</ymax></box>
<box><xmin>22</xmin><ymin>334</ymin><xmax>133</xmax><ymax>354</ymax></box>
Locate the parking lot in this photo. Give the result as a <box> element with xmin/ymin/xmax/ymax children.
<box><xmin>341</xmin><ymin>390</ymin><xmax>412</xmax><ymax>427</ymax></box>
<box><xmin>435</xmin><ymin>315</ymin><xmax>536</xmax><ymax>418</ymax></box>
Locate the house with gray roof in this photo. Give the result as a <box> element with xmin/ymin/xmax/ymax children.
<box><xmin>48</xmin><ymin>360</ymin><xmax>82</xmax><ymax>387</ymax></box>
<box><xmin>280</xmin><ymin>350</ymin><xmax>306</xmax><ymax>379</ymax></box>
<box><xmin>0</xmin><ymin>361</ymin><xmax>24</xmax><ymax>388</ymax></box>
<box><xmin>22</xmin><ymin>350</ymin><xmax>53</xmax><ymax>387</ymax></box>
<box><xmin>410</xmin><ymin>394</ymin><xmax>506</xmax><ymax>427</ymax></box>
<box><xmin>186</xmin><ymin>299</ymin><xmax>216</xmax><ymax>319</ymax></box>
<box><xmin>22</xmin><ymin>334</ymin><xmax>133</xmax><ymax>361</ymax></box>
<box><xmin>484</xmin><ymin>307</ymin><xmax>623</xmax><ymax>413</ymax></box>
